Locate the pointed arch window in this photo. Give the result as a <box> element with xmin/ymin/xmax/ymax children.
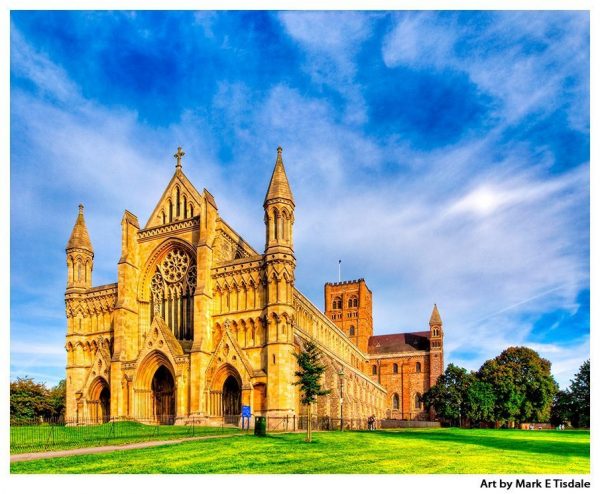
<box><xmin>416</xmin><ymin>362</ymin><xmax>422</xmax><ymax>373</ymax></box>
<box><xmin>150</xmin><ymin>247</ymin><xmax>196</xmax><ymax>340</ymax></box>
<box><xmin>348</xmin><ymin>296</ymin><xmax>358</xmax><ymax>308</ymax></box>
<box><xmin>333</xmin><ymin>297</ymin><xmax>342</xmax><ymax>310</ymax></box>
<box><xmin>392</xmin><ymin>393</ymin><xmax>400</xmax><ymax>410</ymax></box>
<box><xmin>393</xmin><ymin>363</ymin><xmax>398</xmax><ymax>374</ymax></box>
<box><xmin>349</xmin><ymin>325</ymin><xmax>355</xmax><ymax>336</ymax></box>
<box><xmin>372</xmin><ymin>365</ymin><xmax>377</xmax><ymax>375</ymax></box>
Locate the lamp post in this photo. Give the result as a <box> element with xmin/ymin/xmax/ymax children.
<box><xmin>338</xmin><ymin>367</ymin><xmax>345</xmax><ymax>431</ymax></box>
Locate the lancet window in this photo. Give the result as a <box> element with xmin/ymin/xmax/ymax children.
<box><xmin>149</xmin><ymin>248</ymin><xmax>196</xmax><ymax>340</ymax></box>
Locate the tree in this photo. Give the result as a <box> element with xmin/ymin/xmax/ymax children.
<box><xmin>478</xmin><ymin>347</ymin><xmax>558</xmax><ymax>425</ymax></box>
<box><xmin>568</xmin><ymin>360</ymin><xmax>590</xmax><ymax>427</ymax></box>
<box><xmin>10</xmin><ymin>377</ymin><xmax>53</xmax><ymax>422</ymax></box>
<box><xmin>550</xmin><ymin>390</ymin><xmax>572</xmax><ymax>427</ymax></box>
<box><xmin>464</xmin><ymin>380</ymin><xmax>496</xmax><ymax>425</ymax></box>
<box><xmin>423</xmin><ymin>364</ymin><xmax>472</xmax><ymax>426</ymax></box>
<box><xmin>293</xmin><ymin>340</ymin><xmax>330</xmax><ymax>442</ymax></box>
<box><xmin>48</xmin><ymin>379</ymin><xmax>67</xmax><ymax>420</ymax></box>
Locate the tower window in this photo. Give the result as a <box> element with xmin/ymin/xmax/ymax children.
<box><xmin>348</xmin><ymin>296</ymin><xmax>358</xmax><ymax>308</ymax></box>
<box><xmin>416</xmin><ymin>362</ymin><xmax>422</xmax><ymax>373</ymax></box>
<box><xmin>372</xmin><ymin>365</ymin><xmax>377</xmax><ymax>375</ymax></box>
<box><xmin>393</xmin><ymin>363</ymin><xmax>398</xmax><ymax>374</ymax></box>
<box><xmin>415</xmin><ymin>393</ymin><xmax>422</xmax><ymax>409</ymax></box>
<box><xmin>333</xmin><ymin>297</ymin><xmax>342</xmax><ymax>310</ymax></box>
<box><xmin>349</xmin><ymin>325</ymin><xmax>355</xmax><ymax>336</ymax></box>
<box><xmin>392</xmin><ymin>393</ymin><xmax>400</xmax><ymax>410</ymax></box>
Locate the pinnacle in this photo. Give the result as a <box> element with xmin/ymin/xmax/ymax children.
<box><xmin>66</xmin><ymin>204</ymin><xmax>94</xmax><ymax>253</ymax></box>
<box><xmin>264</xmin><ymin>146</ymin><xmax>294</xmax><ymax>206</ymax></box>
<box><xmin>429</xmin><ymin>303</ymin><xmax>442</xmax><ymax>325</ymax></box>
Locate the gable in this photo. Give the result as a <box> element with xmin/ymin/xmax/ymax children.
<box><xmin>205</xmin><ymin>327</ymin><xmax>257</xmax><ymax>386</ymax></box>
<box><xmin>138</xmin><ymin>315</ymin><xmax>185</xmax><ymax>364</ymax></box>
<box><xmin>144</xmin><ymin>170</ymin><xmax>204</xmax><ymax>229</ymax></box>
<box><xmin>81</xmin><ymin>340</ymin><xmax>112</xmax><ymax>397</ymax></box>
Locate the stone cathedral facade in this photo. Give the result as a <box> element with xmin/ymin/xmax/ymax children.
<box><xmin>64</xmin><ymin>147</ymin><xmax>444</xmax><ymax>425</ymax></box>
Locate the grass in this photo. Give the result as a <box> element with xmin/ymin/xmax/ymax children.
<box><xmin>10</xmin><ymin>421</ymin><xmax>240</xmax><ymax>454</ymax></box>
<box><xmin>10</xmin><ymin>428</ymin><xmax>590</xmax><ymax>474</ymax></box>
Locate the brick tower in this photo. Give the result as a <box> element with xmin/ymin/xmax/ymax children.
<box><xmin>428</xmin><ymin>304</ymin><xmax>444</xmax><ymax>389</ymax></box>
<box><xmin>324</xmin><ymin>278</ymin><xmax>373</xmax><ymax>354</ymax></box>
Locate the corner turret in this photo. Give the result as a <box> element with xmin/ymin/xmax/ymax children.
<box><xmin>66</xmin><ymin>204</ymin><xmax>94</xmax><ymax>291</ymax></box>
<box><xmin>264</xmin><ymin>147</ymin><xmax>295</xmax><ymax>256</ymax></box>
<box><xmin>262</xmin><ymin>146</ymin><xmax>296</xmax><ymax>418</ymax></box>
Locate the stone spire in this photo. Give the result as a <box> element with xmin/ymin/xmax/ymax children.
<box><xmin>429</xmin><ymin>304</ymin><xmax>442</xmax><ymax>325</ymax></box>
<box><xmin>66</xmin><ymin>204</ymin><xmax>94</xmax><ymax>254</ymax></box>
<box><xmin>264</xmin><ymin>146</ymin><xmax>294</xmax><ymax>206</ymax></box>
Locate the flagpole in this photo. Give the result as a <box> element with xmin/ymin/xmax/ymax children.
<box><xmin>338</xmin><ymin>260</ymin><xmax>341</xmax><ymax>282</ymax></box>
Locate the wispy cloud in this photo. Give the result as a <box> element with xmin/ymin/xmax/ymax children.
<box><xmin>10</xmin><ymin>11</ymin><xmax>589</xmax><ymax>389</ymax></box>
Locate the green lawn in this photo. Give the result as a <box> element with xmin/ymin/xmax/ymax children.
<box><xmin>10</xmin><ymin>421</ymin><xmax>241</xmax><ymax>454</ymax></box>
<box><xmin>11</xmin><ymin>428</ymin><xmax>589</xmax><ymax>474</ymax></box>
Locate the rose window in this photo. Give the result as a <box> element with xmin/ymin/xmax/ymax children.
<box><xmin>160</xmin><ymin>248</ymin><xmax>190</xmax><ymax>283</ymax></box>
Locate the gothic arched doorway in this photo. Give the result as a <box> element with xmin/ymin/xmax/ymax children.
<box><xmin>99</xmin><ymin>387</ymin><xmax>110</xmax><ymax>423</ymax></box>
<box><xmin>152</xmin><ymin>365</ymin><xmax>175</xmax><ymax>425</ymax></box>
<box><xmin>222</xmin><ymin>375</ymin><xmax>241</xmax><ymax>424</ymax></box>
<box><xmin>89</xmin><ymin>377</ymin><xmax>110</xmax><ymax>424</ymax></box>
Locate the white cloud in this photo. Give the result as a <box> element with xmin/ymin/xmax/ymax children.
<box><xmin>277</xmin><ymin>12</ymin><xmax>376</xmax><ymax>125</ymax></box>
<box><xmin>381</xmin><ymin>11</ymin><xmax>589</xmax><ymax>127</ymax></box>
<box><xmin>10</xmin><ymin>17</ymin><xmax>589</xmax><ymax>390</ymax></box>
<box><xmin>382</xmin><ymin>12</ymin><xmax>455</xmax><ymax>69</ymax></box>
<box><xmin>279</xmin><ymin>11</ymin><xmax>372</xmax><ymax>57</ymax></box>
<box><xmin>11</xmin><ymin>25</ymin><xmax>81</xmax><ymax>104</ymax></box>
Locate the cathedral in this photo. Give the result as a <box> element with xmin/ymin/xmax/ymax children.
<box><xmin>64</xmin><ymin>147</ymin><xmax>444</xmax><ymax>425</ymax></box>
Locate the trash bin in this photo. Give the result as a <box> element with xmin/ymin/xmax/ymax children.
<box><xmin>254</xmin><ymin>416</ymin><xmax>267</xmax><ymax>436</ymax></box>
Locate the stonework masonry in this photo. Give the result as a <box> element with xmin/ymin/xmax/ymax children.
<box><xmin>64</xmin><ymin>147</ymin><xmax>443</xmax><ymax>426</ymax></box>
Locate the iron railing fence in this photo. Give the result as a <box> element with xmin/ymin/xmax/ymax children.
<box><xmin>10</xmin><ymin>416</ymin><xmax>235</xmax><ymax>454</ymax></box>
<box><xmin>294</xmin><ymin>416</ymin><xmax>381</xmax><ymax>431</ymax></box>
<box><xmin>10</xmin><ymin>414</ymin><xmax>437</xmax><ymax>454</ymax></box>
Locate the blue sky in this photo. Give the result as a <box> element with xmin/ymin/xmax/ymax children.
<box><xmin>10</xmin><ymin>11</ymin><xmax>589</xmax><ymax>388</ymax></box>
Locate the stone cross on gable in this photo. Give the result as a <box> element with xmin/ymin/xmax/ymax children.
<box><xmin>174</xmin><ymin>146</ymin><xmax>185</xmax><ymax>169</ymax></box>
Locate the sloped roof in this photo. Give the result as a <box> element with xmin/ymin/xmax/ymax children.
<box><xmin>66</xmin><ymin>204</ymin><xmax>93</xmax><ymax>253</ymax></box>
<box><xmin>368</xmin><ymin>331</ymin><xmax>430</xmax><ymax>354</ymax></box>
<box><xmin>429</xmin><ymin>304</ymin><xmax>442</xmax><ymax>325</ymax></box>
<box><xmin>264</xmin><ymin>147</ymin><xmax>294</xmax><ymax>206</ymax></box>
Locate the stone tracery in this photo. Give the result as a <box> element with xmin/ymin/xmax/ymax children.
<box><xmin>149</xmin><ymin>248</ymin><xmax>195</xmax><ymax>340</ymax></box>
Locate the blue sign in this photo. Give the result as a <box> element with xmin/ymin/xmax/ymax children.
<box><xmin>241</xmin><ymin>405</ymin><xmax>251</xmax><ymax>418</ymax></box>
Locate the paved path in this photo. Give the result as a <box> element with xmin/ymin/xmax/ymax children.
<box><xmin>11</xmin><ymin>433</ymin><xmax>244</xmax><ymax>463</ymax></box>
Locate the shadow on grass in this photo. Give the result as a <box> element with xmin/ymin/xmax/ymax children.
<box><xmin>354</xmin><ymin>429</ymin><xmax>589</xmax><ymax>459</ymax></box>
